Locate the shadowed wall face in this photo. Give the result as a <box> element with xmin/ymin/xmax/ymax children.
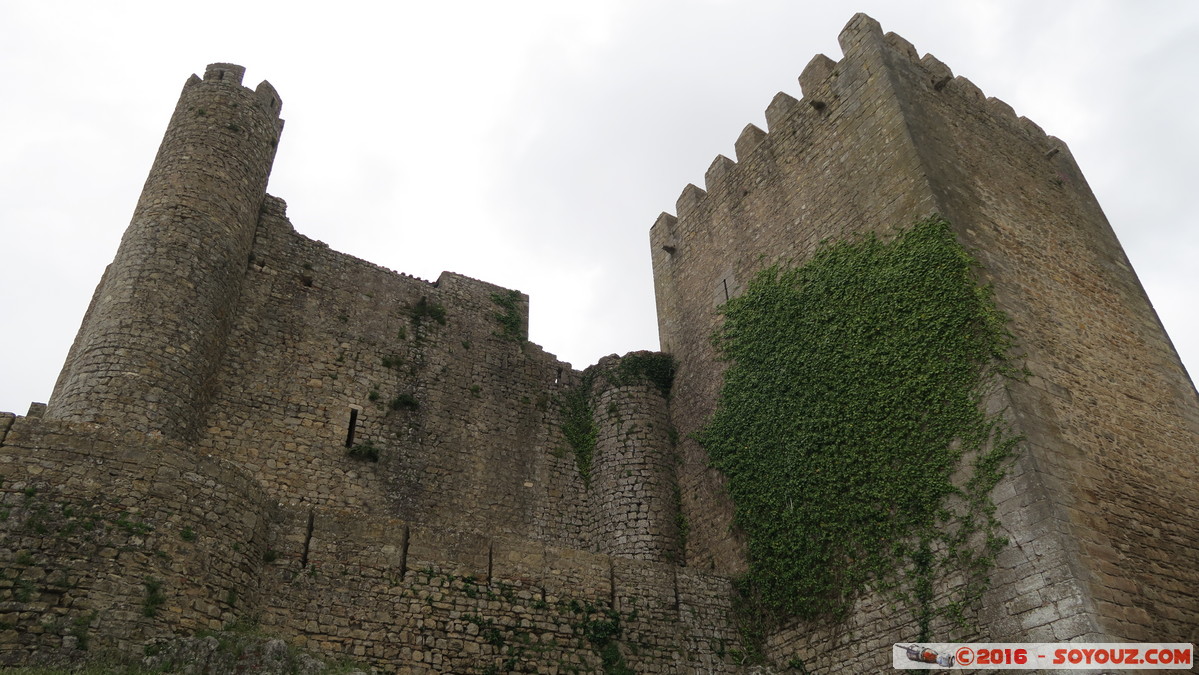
<box><xmin>652</xmin><ymin>11</ymin><xmax>1199</xmax><ymax>668</ymax></box>
<box><xmin>879</xmin><ymin>27</ymin><xmax>1199</xmax><ymax>642</ymax></box>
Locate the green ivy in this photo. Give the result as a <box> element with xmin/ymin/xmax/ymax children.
<box><xmin>558</xmin><ymin>354</ymin><xmax>675</xmax><ymax>487</ymax></box>
<box><xmin>490</xmin><ymin>290</ymin><xmax>524</xmax><ymax>342</ymax></box>
<box><xmin>407</xmin><ymin>297</ymin><xmax>447</xmax><ymax>327</ymax></box>
<box><xmin>560</xmin><ymin>371</ymin><xmax>599</xmax><ymax>487</ymax></box>
<box><xmin>607</xmin><ymin>352</ymin><xmax>675</xmax><ymax>398</ymax></box>
<box><xmin>347</xmin><ymin>442</ymin><xmax>380</xmax><ymax>462</ymax></box>
<box><xmin>699</xmin><ymin>216</ymin><xmax>1019</xmax><ymax>630</ymax></box>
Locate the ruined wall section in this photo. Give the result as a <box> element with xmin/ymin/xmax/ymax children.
<box><xmin>875</xmin><ymin>27</ymin><xmax>1199</xmax><ymax>642</ymax></box>
<box><xmin>587</xmin><ymin>354</ymin><xmax>680</xmax><ymax>563</ymax></box>
<box><xmin>650</xmin><ymin>14</ymin><xmax>941</xmax><ymax>576</ymax></box>
<box><xmin>195</xmin><ymin>196</ymin><xmax>593</xmax><ymax>549</ymax></box>
<box><xmin>47</xmin><ymin>65</ymin><xmax>284</xmax><ymax>441</ymax></box>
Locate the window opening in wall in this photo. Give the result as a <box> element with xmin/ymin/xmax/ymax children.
<box><xmin>345</xmin><ymin>408</ymin><xmax>359</xmax><ymax>447</ymax></box>
<box><xmin>555</xmin><ymin>367</ymin><xmax>562</xmax><ymax>385</ymax></box>
<box><xmin>722</xmin><ymin>278</ymin><xmax>730</xmax><ymax>302</ymax></box>
<box><xmin>399</xmin><ymin>524</ymin><xmax>410</xmax><ymax>578</ymax></box>
<box><xmin>217</xmin><ymin>69</ymin><xmax>225</xmax><ymax>81</ymax></box>
<box><xmin>608</xmin><ymin>560</ymin><xmax>617</xmax><ymax>609</ymax></box>
<box><xmin>672</xmin><ymin>569</ymin><xmax>682</xmax><ymax>615</ymax></box>
<box><xmin>301</xmin><ymin>510</ymin><xmax>315</xmax><ymax>568</ymax></box>
<box><xmin>486</xmin><ymin>543</ymin><xmax>494</xmax><ymax>584</ymax></box>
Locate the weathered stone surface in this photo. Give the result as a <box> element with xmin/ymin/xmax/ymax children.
<box><xmin>651</xmin><ymin>10</ymin><xmax>1199</xmax><ymax>673</ymax></box>
<box><xmin>3</xmin><ymin>12</ymin><xmax>1196</xmax><ymax>674</ymax></box>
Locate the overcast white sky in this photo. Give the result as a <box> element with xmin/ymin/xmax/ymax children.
<box><xmin>2</xmin><ymin>1</ymin><xmax>1197</xmax><ymax>415</ymax></box>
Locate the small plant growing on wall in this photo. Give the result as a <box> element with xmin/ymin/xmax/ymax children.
<box><xmin>389</xmin><ymin>394</ymin><xmax>419</xmax><ymax>411</ymax></box>
<box><xmin>143</xmin><ymin>577</ymin><xmax>166</xmax><ymax>617</ymax></box>
<box><xmin>347</xmin><ymin>442</ymin><xmax>380</xmax><ymax>462</ymax></box>
<box><xmin>13</xmin><ymin>579</ymin><xmax>35</xmax><ymax>602</ymax></box>
<box><xmin>407</xmin><ymin>297</ymin><xmax>447</xmax><ymax>327</ymax></box>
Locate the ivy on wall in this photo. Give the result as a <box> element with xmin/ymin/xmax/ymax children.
<box><xmin>699</xmin><ymin>216</ymin><xmax>1019</xmax><ymax>634</ymax></box>
<box><xmin>559</xmin><ymin>353</ymin><xmax>675</xmax><ymax>487</ymax></box>
<box><xmin>561</xmin><ymin>370</ymin><xmax>600</xmax><ymax>487</ymax></box>
<box><xmin>490</xmin><ymin>290</ymin><xmax>525</xmax><ymax>342</ymax></box>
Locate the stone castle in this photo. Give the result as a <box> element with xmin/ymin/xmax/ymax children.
<box><xmin>2</xmin><ymin>13</ymin><xmax>1196</xmax><ymax>673</ymax></box>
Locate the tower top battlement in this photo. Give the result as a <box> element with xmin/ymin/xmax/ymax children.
<box><xmin>203</xmin><ymin>62</ymin><xmax>245</xmax><ymax>84</ymax></box>
<box><xmin>188</xmin><ymin>62</ymin><xmax>283</xmax><ymax>118</ymax></box>
<box><xmin>652</xmin><ymin>13</ymin><xmax>1199</xmax><ymax>669</ymax></box>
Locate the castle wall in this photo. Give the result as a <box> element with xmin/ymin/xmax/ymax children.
<box><xmin>587</xmin><ymin>356</ymin><xmax>679</xmax><ymax>562</ymax></box>
<box><xmin>47</xmin><ymin>65</ymin><xmax>284</xmax><ymax>441</ymax></box>
<box><xmin>878</xmin><ymin>26</ymin><xmax>1199</xmax><ymax>642</ymax></box>
<box><xmin>650</xmin><ymin>14</ymin><xmax>940</xmax><ymax>577</ymax></box>
<box><xmin>650</xmin><ymin>12</ymin><xmax>1199</xmax><ymax>670</ymax></box>
<box><xmin>257</xmin><ymin>510</ymin><xmax>743</xmax><ymax>673</ymax></box>
<box><xmin>189</xmin><ymin>195</ymin><xmax>597</xmax><ymax>550</ymax></box>
<box><xmin>0</xmin><ymin>417</ymin><xmax>278</xmax><ymax>665</ymax></box>
<box><xmin>0</xmin><ymin>415</ymin><xmax>746</xmax><ymax>673</ymax></box>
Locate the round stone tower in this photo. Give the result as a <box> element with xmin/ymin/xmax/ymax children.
<box><xmin>588</xmin><ymin>353</ymin><xmax>680</xmax><ymax>562</ymax></box>
<box><xmin>47</xmin><ymin>63</ymin><xmax>284</xmax><ymax>440</ymax></box>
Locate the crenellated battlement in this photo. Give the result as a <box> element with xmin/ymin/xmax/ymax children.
<box><xmin>6</xmin><ymin>16</ymin><xmax>1197</xmax><ymax>674</ymax></box>
<box><xmin>652</xmin><ymin>13</ymin><xmax>1075</xmax><ymax>242</ymax></box>
<box><xmin>190</xmin><ymin>62</ymin><xmax>284</xmax><ymax>122</ymax></box>
<box><xmin>764</xmin><ymin>90</ymin><xmax>800</xmax><ymax>129</ymax></box>
<box><xmin>203</xmin><ymin>62</ymin><xmax>245</xmax><ymax>84</ymax></box>
<box><xmin>254</xmin><ymin>80</ymin><xmax>282</xmax><ymax>116</ymax></box>
<box><xmin>652</xmin><ymin>11</ymin><xmax>1199</xmax><ymax>673</ymax></box>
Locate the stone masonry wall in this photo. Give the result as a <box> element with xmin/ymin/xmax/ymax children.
<box><xmin>650</xmin><ymin>12</ymin><xmax>1199</xmax><ymax>671</ymax></box>
<box><xmin>258</xmin><ymin>510</ymin><xmax>744</xmax><ymax>673</ymax></box>
<box><xmin>191</xmin><ymin>195</ymin><xmax>597</xmax><ymax>551</ymax></box>
<box><xmin>587</xmin><ymin>355</ymin><xmax>680</xmax><ymax>563</ymax></box>
<box><xmin>0</xmin><ymin>415</ymin><xmax>749</xmax><ymax>673</ymax></box>
<box><xmin>47</xmin><ymin>65</ymin><xmax>284</xmax><ymax>442</ymax></box>
<box><xmin>0</xmin><ymin>416</ymin><xmax>277</xmax><ymax>666</ymax></box>
<box><xmin>879</xmin><ymin>23</ymin><xmax>1199</xmax><ymax>643</ymax></box>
